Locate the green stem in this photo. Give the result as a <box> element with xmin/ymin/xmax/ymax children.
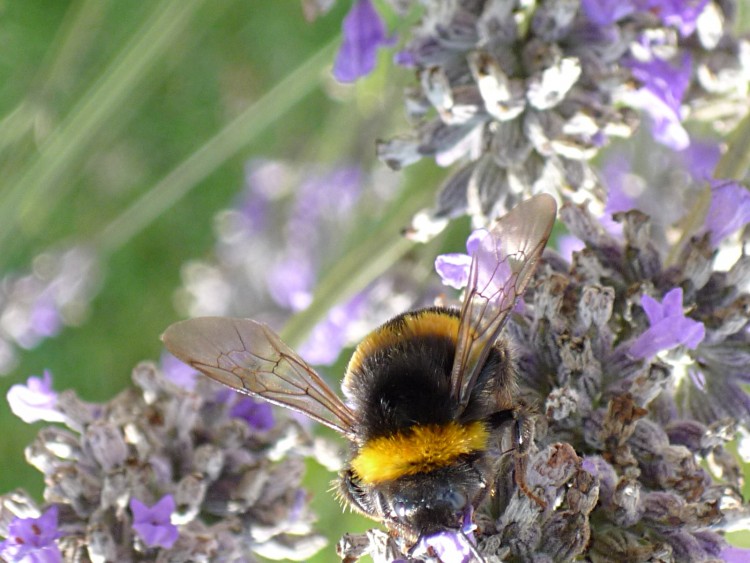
<box><xmin>0</xmin><ymin>0</ymin><xmax>206</xmax><ymax>249</ymax></box>
<box><xmin>0</xmin><ymin>0</ymin><xmax>106</xmax><ymax>156</ymax></box>
<box><xmin>97</xmin><ymin>38</ymin><xmax>338</xmax><ymax>254</ymax></box>
<box><xmin>280</xmin><ymin>178</ymin><xmax>435</xmax><ymax>348</ymax></box>
<box><xmin>715</xmin><ymin>111</ymin><xmax>750</xmax><ymax>181</ymax></box>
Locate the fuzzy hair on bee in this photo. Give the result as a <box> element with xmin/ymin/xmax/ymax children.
<box><xmin>162</xmin><ymin>194</ymin><xmax>557</xmax><ymax>559</ymax></box>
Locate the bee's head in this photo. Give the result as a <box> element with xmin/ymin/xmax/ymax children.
<box><xmin>380</xmin><ymin>461</ymin><xmax>487</xmax><ymax>536</ymax></box>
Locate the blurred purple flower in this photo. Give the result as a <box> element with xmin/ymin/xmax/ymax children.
<box><xmin>722</xmin><ymin>546</ymin><xmax>750</xmax><ymax>562</ymax></box>
<box><xmin>230</xmin><ymin>397</ymin><xmax>275</xmax><ymax>431</ymax></box>
<box><xmin>130</xmin><ymin>495</ymin><xmax>179</xmax><ymax>549</ymax></box>
<box><xmin>703</xmin><ymin>180</ymin><xmax>750</xmax><ymax>245</ymax></box>
<box><xmin>581</xmin><ymin>0</ymin><xmax>635</xmax><ymax>26</ymax></box>
<box><xmin>7</xmin><ymin>370</ymin><xmax>66</xmax><ymax>424</ymax></box>
<box><xmin>679</xmin><ymin>140</ymin><xmax>721</xmax><ymax>181</ymax></box>
<box><xmin>635</xmin><ymin>0</ymin><xmax>709</xmax><ymax>37</ymax></box>
<box><xmin>333</xmin><ymin>0</ymin><xmax>393</xmax><ymax>82</ymax></box>
<box><xmin>298</xmin><ymin>293</ymin><xmax>368</xmax><ymax>365</ymax></box>
<box><xmin>0</xmin><ymin>505</ymin><xmax>62</xmax><ymax>563</ymax></box>
<box><xmin>629</xmin><ymin>288</ymin><xmax>705</xmax><ymax>359</ymax></box>
<box><xmin>557</xmin><ymin>234</ymin><xmax>585</xmax><ymax>262</ymax></box>
<box><xmin>29</xmin><ymin>299</ymin><xmax>62</xmax><ymax>339</ymax></box>
<box><xmin>602</xmin><ymin>155</ymin><xmax>637</xmax><ymax>215</ymax></box>
<box><xmin>312</xmin><ymin>166</ymin><xmax>362</xmax><ymax>216</ymax></box>
<box><xmin>160</xmin><ymin>351</ymin><xmax>199</xmax><ymax>390</ymax></box>
<box><xmin>288</xmin><ymin>166</ymin><xmax>362</xmax><ymax>244</ymax></box>
<box><xmin>238</xmin><ymin>160</ymin><xmax>289</xmax><ymax>234</ymax></box>
<box><xmin>393</xmin><ymin>49</ymin><xmax>416</xmax><ymax>68</ymax></box>
<box><xmin>267</xmin><ymin>255</ymin><xmax>315</xmax><ymax>312</ymax></box>
<box><xmin>598</xmin><ymin>153</ymin><xmax>637</xmax><ymax>236</ymax></box>
<box><xmin>626</xmin><ymin>54</ymin><xmax>692</xmax><ymax>150</ymax></box>
<box><xmin>435</xmin><ymin>230</ymin><xmax>485</xmax><ymax>290</ymax></box>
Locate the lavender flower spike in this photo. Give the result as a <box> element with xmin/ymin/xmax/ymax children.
<box><xmin>333</xmin><ymin>0</ymin><xmax>392</xmax><ymax>83</ymax></box>
<box><xmin>0</xmin><ymin>505</ymin><xmax>63</xmax><ymax>563</ymax></box>
<box><xmin>629</xmin><ymin>287</ymin><xmax>705</xmax><ymax>359</ymax></box>
<box><xmin>7</xmin><ymin>370</ymin><xmax>67</xmax><ymax>424</ymax></box>
<box><xmin>130</xmin><ymin>495</ymin><xmax>179</xmax><ymax>549</ymax></box>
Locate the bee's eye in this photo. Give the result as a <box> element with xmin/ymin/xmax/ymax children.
<box><xmin>438</xmin><ymin>489</ymin><xmax>466</xmax><ymax>511</ymax></box>
<box><xmin>393</xmin><ymin>500</ymin><xmax>409</xmax><ymax>519</ymax></box>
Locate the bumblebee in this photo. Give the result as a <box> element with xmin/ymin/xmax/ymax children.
<box><xmin>162</xmin><ymin>194</ymin><xmax>556</xmax><ymax>556</ymax></box>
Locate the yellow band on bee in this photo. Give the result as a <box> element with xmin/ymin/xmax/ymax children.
<box><xmin>351</xmin><ymin>421</ymin><xmax>489</xmax><ymax>484</ymax></box>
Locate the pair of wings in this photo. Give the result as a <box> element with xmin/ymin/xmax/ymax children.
<box><xmin>162</xmin><ymin>194</ymin><xmax>557</xmax><ymax>442</ymax></box>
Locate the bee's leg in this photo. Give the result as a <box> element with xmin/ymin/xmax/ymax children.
<box><xmin>513</xmin><ymin>408</ymin><xmax>547</xmax><ymax>509</ymax></box>
<box><xmin>337</xmin><ymin>469</ymin><xmax>380</xmax><ymax>520</ymax></box>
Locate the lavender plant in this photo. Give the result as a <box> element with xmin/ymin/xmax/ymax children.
<box><xmin>2</xmin><ymin>363</ymin><xmax>335</xmax><ymax>562</ymax></box>
<box><xmin>375</xmin><ymin>0</ymin><xmax>750</xmax><ymax>239</ymax></box>
<box><xmin>0</xmin><ymin>246</ymin><xmax>100</xmax><ymax>375</ymax></box>
<box><xmin>3</xmin><ymin>1</ymin><xmax>750</xmax><ymax>562</ymax></box>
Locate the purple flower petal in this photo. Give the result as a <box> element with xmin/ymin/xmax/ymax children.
<box><xmin>0</xmin><ymin>506</ymin><xmax>62</xmax><ymax>563</ymax></box>
<box><xmin>435</xmin><ymin>253</ymin><xmax>473</xmax><ymax>289</ymax></box>
<box><xmin>581</xmin><ymin>0</ymin><xmax>636</xmax><ymax>26</ymax></box>
<box><xmin>722</xmin><ymin>546</ymin><xmax>750</xmax><ymax>563</ymax></box>
<box><xmin>435</xmin><ymin>229</ymin><xmax>490</xmax><ymax>290</ymax></box>
<box><xmin>660</xmin><ymin>287</ymin><xmax>683</xmax><ymax>315</ymax></box>
<box><xmin>298</xmin><ymin>292</ymin><xmax>368</xmax><ymax>365</ymax></box>
<box><xmin>557</xmin><ymin>234</ymin><xmax>585</xmax><ymax>262</ymax></box>
<box><xmin>678</xmin><ymin>140</ymin><xmax>721</xmax><ymax>181</ymax></box>
<box><xmin>130</xmin><ymin>495</ymin><xmax>179</xmax><ymax>549</ymax></box>
<box><xmin>7</xmin><ymin>370</ymin><xmax>67</xmax><ymax>424</ymax></box>
<box><xmin>640</xmin><ymin>293</ymin><xmax>666</xmax><ymax>324</ymax></box>
<box><xmin>703</xmin><ymin>180</ymin><xmax>750</xmax><ymax>245</ymax></box>
<box><xmin>416</xmin><ymin>508</ymin><xmax>476</xmax><ymax>563</ymax></box>
<box><xmin>160</xmin><ymin>351</ymin><xmax>199</xmax><ymax>390</ymax></box>
<box><xmin>625</xmin><ymin>54</ymin><xmax>692</xmax><ymax>150</ymax></box>
<box><xmin>333</xmin><ymin>0</ymin><xmax>393</xmax><ymax>83</ymax></box>
<box><xmin>465</xmin><ymin>229</ymin><xmax>486</xmax><ymax>255</ymax></box>
<box><xmin>629</xmin><ymin>288</ymin><xmax>705</xmax><ymax>359</ymax></box>
<box><xmin>420</xmin><ymin>530</ymin><xmax>472</xmax><ymax>563</ymax></box>
<box><xmin>635</xmin><ymin>0</ymin><xmax>709</xmax><ymax>37</ymax></box>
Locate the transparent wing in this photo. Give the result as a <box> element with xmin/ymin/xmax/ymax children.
<box><xmin>451</xmin><ymin>194</ymin><xmax>557</xmax><ymax>413</ymax></box>
<box><xmin>162</xmin><ymin>317</ymin><xmax>358</xmax><ymax>437</ymax></box>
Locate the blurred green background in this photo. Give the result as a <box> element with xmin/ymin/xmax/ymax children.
<box><xmin>0</xmin><ymin>1</ymin><xmax>428</xmax><ymax>560</ymax></box>
<box><xmin>1</xmin><ymin>2</ymin><xmax>750</xmax><ymax>561</ymax></box>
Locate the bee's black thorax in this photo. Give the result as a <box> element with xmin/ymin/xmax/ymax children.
<box><xmin>342</xmin><ymin>307</ymin><xmax>506</xmax><ymax>442</ymax></box>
